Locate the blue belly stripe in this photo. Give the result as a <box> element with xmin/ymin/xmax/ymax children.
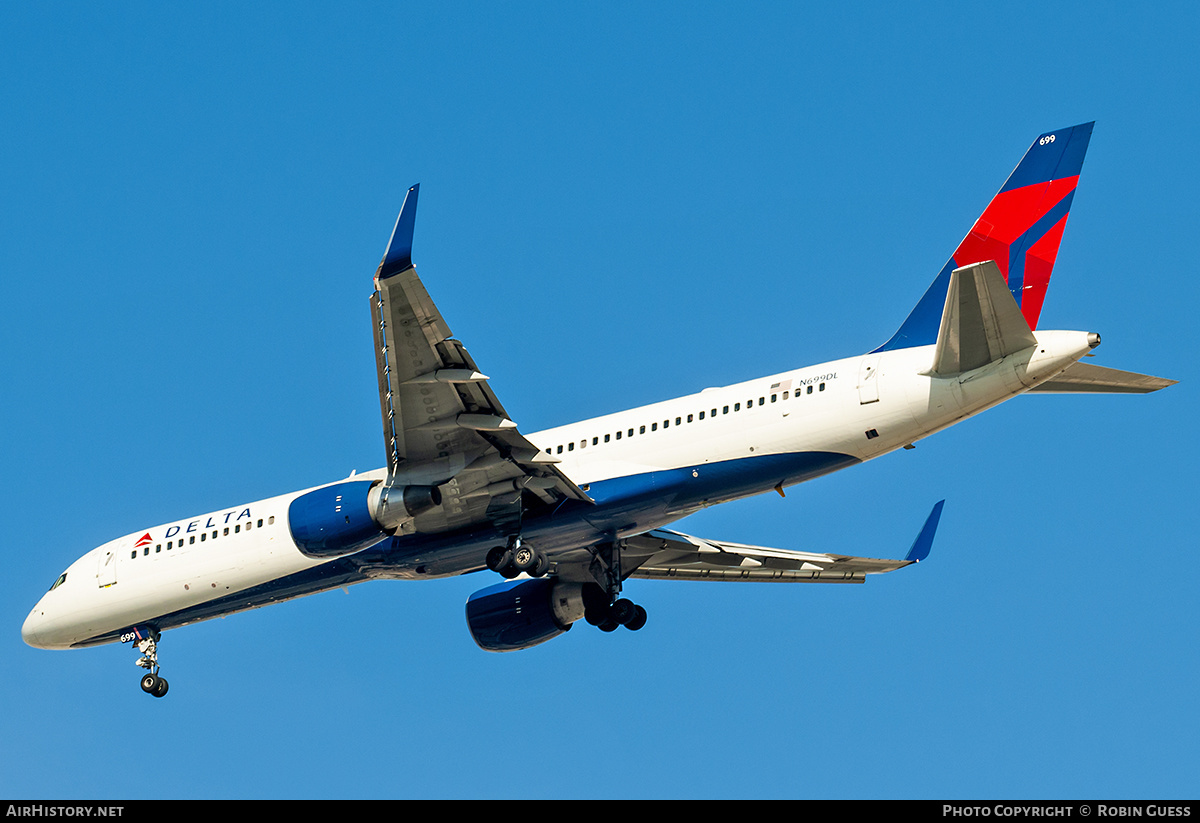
<box><xmin>76</xmin><ymin>450</ymin><xmax>859</xmax><ymax>646</ymax></box>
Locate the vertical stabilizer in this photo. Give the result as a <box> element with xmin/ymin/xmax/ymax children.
<box><xmin>875</xmin><ymin>123</ymin><xmax>1093</xmax><ymax>352</ymax></box>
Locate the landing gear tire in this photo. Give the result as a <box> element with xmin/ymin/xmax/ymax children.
<box><xmin>582</xmin><ymin>590</ymin><xmax>649</xmax><ymax>633</ymax></box>
<box><xmin>512</xmin><ymin>545</ymin><xmax>538</xmax><ymax>573</ymax></box>
<box><xmin>626</xmin><ymin>604</ymin><xmax>648</xmax><ymax>631</ymax></box>
<box><xmin>486</xmin><ymin>546</ymin><xmax>512</xmax><ymax>573</ymax></box>
<box><xmin>140</xmin><ymin>673</ymin><xmax>168</xmax><ymax>697</ymax></box>
<box><xmin>610</xmin><ymin>599</ymin><xmax>637</xmax><ymax>625</ymax></box>
<box><xmin>529</xmin><ymin>552</ymin><xmax>550</xmax><ymax>578</ymax></box>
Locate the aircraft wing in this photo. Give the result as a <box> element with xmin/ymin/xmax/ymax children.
<box><xmin>370</xmin><ymin>186</ymin><xmax>591</xmax><ymax>535</ymax></box>
<box><xmin>623</xmin><ymin>501</ymin><xmax>944</xmax><ymax>583</ymax></box>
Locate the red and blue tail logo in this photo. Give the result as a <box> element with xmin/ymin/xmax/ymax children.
<box><xmin>876</xmin><ymin>122</ymin><xmax>1094</xmax><ymax>352</ymax></box>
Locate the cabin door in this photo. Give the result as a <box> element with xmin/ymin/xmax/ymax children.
<box><xmin>858</xmin><ymin>356</ymin><xmax>881</xmax><ymax>404</ymax></box>
<box><xmin>97</xmin><ymin>541</ymin><xmax>118</xmax><ymax>588</ymax></box>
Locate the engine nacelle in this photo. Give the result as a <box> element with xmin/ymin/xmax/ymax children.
<box><xmin>288</xmin><ymin>480</ymin><xmax>441</xmax><ymax>558</ymax></box>
<box><xmin>367</xmin><ymin>482</ymin><xmax>441</xmax><ymax>531</ymax></box>
<box><xmin>465</xmin><ymin>578</ymin><xmax>586</xmax><ymax>652</ymax></box>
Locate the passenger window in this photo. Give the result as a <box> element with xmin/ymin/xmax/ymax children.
<box><xmin>568</xmin><ymin>442</ymin><xmax>574</xmax><ymax>451</ymax></box>
<box><xmin>257</xmin><ymin>519</ymin><xmax>264</xmax><ymax>528</ymax></box>
<box><xmin>759</xmin><ymin>397</ymin><xmax>765</xmax><ymax>406</ymax></box>
<box><xmin>819</xmin><ymin>383</ymin><xmax>825</xmax><ymax>391</ymax></box>
<box><xmin>699</xmin><ymin>411</ymin><xmax>705</xmax><ymax>420</ymax></box>
<box><xmin>592</xmin><ymin>437</ymin><xmax>598</xmax><ymax>445</ymax></box>
<box><xmin>807</xmin><ymin>385</ymin><xmax>813</xmax><ymax>395</ymax></box>
<box><xmin>771</xmin><ymin>394</ymin><xmax>777</xmax><ymax>403</ymax></box>
<box><xmin>200</xmin><ymin>534</ymin><xmax>206</xmax><ymax>542</ymax></box>
<box><xmin>675</xmin><ymin>417</ymin><xmax>682</xmax><ymax>426</ymax></box>
<box><xmin>605</xmin><ymin>434</ymin><xmax>611</xmax><ymax>442</ymax></box>
<box><xmin>628</xmin><ymin>428</ymin><xmax>634</xmax><ymax>437</ymax></box>
<box><xmin>557</xmin><ymin>445</ymin><xmax>563</xmax><ymax>454</ymax></box>
<box><xmin>651</xmin><ymin>423</ymin><xmax>657</xmax><ymax>431</ymax></box>
<box><xmin>687</xmin><ymin>414</ymin><xmax>693</xmax><ymax>423</ymax></box>
<box><xmin>639</xmin><ymin>425</ymin><xmax>645</xmax><ymax>434</ymax></box>
<box><xmin>616</xmin><ymin>431</ymin><xmax>622</xmax><ymax>440</ymax></box>
<box><xmin>735</xmin><ymin>402</ymin><xmax>740</xmax><ymax>411</ymax></box>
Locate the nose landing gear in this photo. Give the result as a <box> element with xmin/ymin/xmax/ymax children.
<box><xmin>126</xmin><ymin>628</ymin><xmax>169</xmax><ymax>698</ymax></box>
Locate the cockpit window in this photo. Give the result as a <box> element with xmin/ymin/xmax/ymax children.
<box><xmin>48</xmin><ymin>572</ymin><xmax>67</xmax><ymax>592</ymax></box>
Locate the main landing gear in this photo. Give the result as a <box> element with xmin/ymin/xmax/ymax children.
<box><xmin>128</xmin><ymin>629</ymin><xmax>169</xmax><ymax>698</ymax></box>
<box><xmin>583</xmin><ymin>537</ymin><xmax>647</xmax><ymax>634</ymax></box>
<box><xmin>486</xmin><ymin>535</ymin><xmax>550</xmax><ymax>579</ymax></box>
<box><xmin>485</xmin><ymin>535</ymin><xmax>649</xmax><ymax>636</ymax></box>
<box><xmin>582</xmin><ymin>585</ymin><xmax>648</xmax><ymax>633</ymax></box>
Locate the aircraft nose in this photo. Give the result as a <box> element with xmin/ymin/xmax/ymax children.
<box><xmin>22</xmin><ymin>603</ymin><xmax>49</xmax><ymax>649</ymax></box>
<box><xmin>22</xmin><ymin>609</ymin><xmax>41</xmax><ymax>647</ymax></box>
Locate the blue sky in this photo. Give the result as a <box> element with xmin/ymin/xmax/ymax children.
<box><xmin>3</xmin><ymin>3</ymin><xmax>1196</xmax><ymax>799</ymax></box>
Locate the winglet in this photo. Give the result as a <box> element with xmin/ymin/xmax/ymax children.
<box><xmin>377</xmin><ymin>184</ymin><xmax>420</xmax><ymax>280</ymax></box>
<box><xmin>904</xmin><ymin>500</ymin><xmax>945</xmax><ymax>562</ymax></box>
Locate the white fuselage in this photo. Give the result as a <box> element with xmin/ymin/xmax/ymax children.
<box><xmin>22</xmin><ymin>330</ymin><xmax>1094</xmax><ymax>650</ymax></box>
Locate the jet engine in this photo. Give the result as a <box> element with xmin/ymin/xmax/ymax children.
<box><xmin>288</xmin><ymin>480</ymin><xmax>441</xmax><ymax>558</ymax></box>
<box><xmin>465</xmin><ymin>577</ymin><xmax>586</xmax><ymax>652</ymax></box>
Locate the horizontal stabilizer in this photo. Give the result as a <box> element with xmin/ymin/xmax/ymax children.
<box><xmin>930</xmin><ymin>261</ymin><xmax>1036</xmax><ymax>376</ymax></box>
<box><xmin>1028</xmin><ymin>361</ymin><xmax>1177</xmax><ymax>393</ymax></box>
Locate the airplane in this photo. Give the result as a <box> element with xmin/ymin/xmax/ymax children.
<box><xmin>22</xmin><ymin>122</ymin><xmax>1175</xmax><ymax>697</ymax></box>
